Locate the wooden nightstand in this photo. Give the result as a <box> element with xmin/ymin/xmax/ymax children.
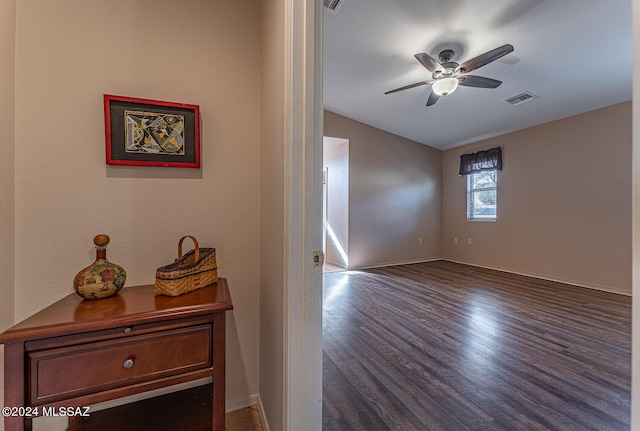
<box><xmin>0</xmin><ymin>279</ymin><xmax>233</xmax><ymax>431</ymax></box>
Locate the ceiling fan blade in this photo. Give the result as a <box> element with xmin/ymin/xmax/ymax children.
<box><xmin>384</xmin><ymin>81</ymin><xmax>430</xmax><ymax>95</ymax></box>
<box><xmin>458</xmin><ymin>44</ymin><xmax>514</xmax><ymax>73</ymax></box>
<box><xmin>414</xmin><ymin>53</ymin><xmax>443</xmax><ymax>73</ymax></box>
<box><xmin>426</xmin><ymin>90</ymin><xmax>440</xmax><ymax>106</ymax></box>
<box><xmin>458</xmin><ymin>75</ymin><xmax>503</xmax><ymax>89</ymax></box>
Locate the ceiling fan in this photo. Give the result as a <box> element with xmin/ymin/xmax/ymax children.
<box><xmin>385</xmin><ymin>44</ymin><xmax>514</xmax><ymax>106</ymax></box>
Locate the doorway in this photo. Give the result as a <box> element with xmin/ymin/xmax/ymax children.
<box><xmin>323</xmin><ymin>137</ymin><xmax>349</xmax><ymax>273</ymax></box>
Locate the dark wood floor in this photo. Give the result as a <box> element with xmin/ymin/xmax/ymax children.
<box><xmin>322</xmin><ymin>260</ymin><xmax>631</xmax><ymax>431</ymax></box>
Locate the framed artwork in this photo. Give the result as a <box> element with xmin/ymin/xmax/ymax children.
<box><xmin>104</xmin><ymin>94</ymin><xmax>200</xmax><ymax>168</ymax></box>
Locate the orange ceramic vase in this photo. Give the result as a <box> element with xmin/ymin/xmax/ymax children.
<box><xmin>73</xmin><ymin>234</ymin><xmax>127</xmax><ymax>300</ymax></box>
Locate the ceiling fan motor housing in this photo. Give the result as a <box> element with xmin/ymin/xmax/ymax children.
<box><xmin>438</xmin><ymin>49</ymin><xmax>455</xmax><ymax>62</ymax></box>
<box><xmin>437</xmin><ymin>50</ymin><xmax>460</xmax><ymax>76</ymax></box>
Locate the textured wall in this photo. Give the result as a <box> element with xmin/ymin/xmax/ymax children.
<box><xmin>259</xmin><ymin>0</ymin><xmax>286</xmax><ymax>428</ymax></box>
<box><xmin>442</xmin><ymin>102</ymin><xmax>632</xmax><ymax>294</ymax></box>
<box><xmin>12</xmin><ymin>0</ymin><xmax>261</xmax><ymax>408</ymax></box>
<box><xmin>0</xmin><ymin>0</ymin><xmax>15</xmax><ymax>331</ymax></box>
<box><xmin>0</xmin><ymin>1</ymin><xmax>16</xmax><ymax>428</ymax></box>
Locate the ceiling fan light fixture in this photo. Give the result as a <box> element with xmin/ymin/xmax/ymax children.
<box><xmin>432</xmin><ymin>77</ymin><xmax>458</xmax><ymax>97</ymax></box>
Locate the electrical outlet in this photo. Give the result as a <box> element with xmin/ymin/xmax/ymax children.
<box><xmin>467</xmin><ymin>238</ymin><xmax>472</xmax><ymax>245</ymax></box>
<box><xmin>418</xmin><ymin>237</ymin><xmax>423</xmax><ymax>244</ymax></box>
<box><xmin>454</xmin><ymin>237</ymin><xmax>458</xmax><ymax>244</ymax></box>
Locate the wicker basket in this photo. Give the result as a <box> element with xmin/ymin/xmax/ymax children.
<box><xmin>155</xmin><ymin>236</ymin><xmax>218</xmax><ymax>296</ymax></box>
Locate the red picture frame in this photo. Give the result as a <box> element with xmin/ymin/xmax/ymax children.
<box><xmin>104</xmin><ymin>94</ymin><xmax>201</xmax><ymax>168</ymax></box>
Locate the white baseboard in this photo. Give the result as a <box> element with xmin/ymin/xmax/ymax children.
<box><xmin>443</xmin><ymin>259</ymin><xmax>631</xmax><ymax>296</ymax></box>
<box><xmin>256</xmin><ymin>394</ymin><xmax>270</xmax><ymax>431</ymax></box>
<box><xmin>225</xmin><ymin>394</ymin><xmax>258</xmax><ymax>413</ymax></box>
<box><xmin>226</xmin><ymin>394</ymin><xmax>269</xmax><ymax>431</ymax></box>
<box><xmin>350</xmin><ymin>258</ymin><xmax>630</xmax><ymax>296</ymax></box>
<box><xmin>352</xmin><ymin>257</ymin><xmax>441</xmax><ymax>271</ymax></box>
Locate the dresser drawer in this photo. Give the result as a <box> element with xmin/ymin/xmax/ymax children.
<box><xmin>28</xmin><ymin>324</ymin><xmax>212</xmax><ymax>405</ymax></box>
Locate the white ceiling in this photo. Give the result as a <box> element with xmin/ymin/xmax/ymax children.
<box><xmin>323</xmin><ymin>0</ymin><xmax>632</xmax><ymax>150</ymax></box>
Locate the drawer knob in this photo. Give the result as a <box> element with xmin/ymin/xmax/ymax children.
<box><xmin>123</xmin><ymin>359</ymin><xmax>134</xmax><ymax>369</ymax></box>
<box><xmin>124</xmin><ymin>327</ymin><xmax>132</xmax><ymax>334</ymax></box>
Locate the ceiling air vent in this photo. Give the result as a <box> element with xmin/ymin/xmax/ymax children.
<box><xmin>324</xmin><ymin>0</ymin><xmax>344</xmax><ymax>13</ymax></box>
<box><xmin>504</xmin><ymin>91</ymin><xmax>539</xmax><ymax>107</ymax></box>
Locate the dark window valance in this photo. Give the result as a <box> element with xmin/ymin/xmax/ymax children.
<box><xmin>459</xmin><ymin>147</ymin><xmax>503</xmax><ymax>176</ymax></box>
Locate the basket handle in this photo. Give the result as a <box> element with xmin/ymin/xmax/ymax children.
<box><xmin>178</xmin><ymin>236</ymin><xmax>200</xmax><ymax>262</ymax></box>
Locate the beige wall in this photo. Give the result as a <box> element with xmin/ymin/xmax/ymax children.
<box><xmin>442</xmin><ymin>102</ymin><xmax>632</xmax><ymax>294</ymax></box>
<box><xmin>10</xmin><ymin>0</ymin><xmax>261</xmax><ymax>410</ymax></box>
<box><xmin>0</xmin><ymin>0</ymin><xmax>16</xmax><ymax>422</ymax></box>
<box><xmin>0</xmin><ymin>0</ymin><xmax>15</xmax><ymax>332</ymax></box>
<box><xmin>259</xmin><ymin>0</ymin><xmax>286</xmax><ymax>429</ymax></box>
<box><xmin>324</xmin><ymin>111</ymin><xmax>442</xmax><ymax>268</ymax></box>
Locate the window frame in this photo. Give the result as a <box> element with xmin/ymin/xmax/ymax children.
<box><xmin>467</xmin><ymin>169</ymin><xmax>498</xmax><ymax>222</ymax></box>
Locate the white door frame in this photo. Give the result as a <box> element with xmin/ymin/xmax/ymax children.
<box><xmin>283</xmin><ymin>0</ymin><xmax>323</xmax><ymax>430</ymax></box>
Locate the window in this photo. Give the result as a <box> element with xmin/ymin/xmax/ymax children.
<box><xmin>467</xmin><ymin>170</ymin><xmax>497</xmax><ymax>221</ymax></box>
<box><xmin>459</xmin><ymin>146</ymin><xmax>502</xmax><ymax>221</ymax></box>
